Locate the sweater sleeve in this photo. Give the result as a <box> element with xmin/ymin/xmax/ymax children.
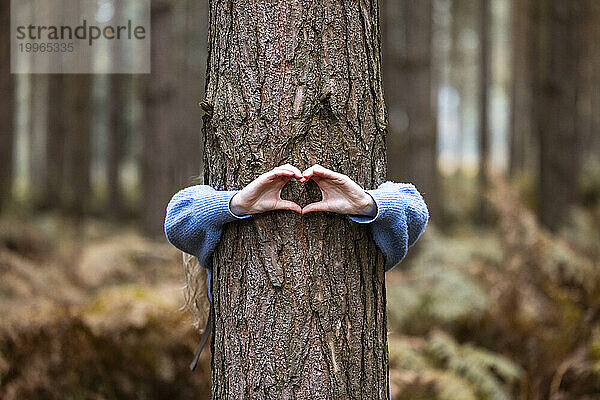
<box><xmin>348</xmin><ymin>182</ymin><xmax>429</xmax><ymax>271</ymax></box>
<box><xmin>164</xmin><ymin>185</ymin><xmax>250</xmax><ymax>268</ymax></box>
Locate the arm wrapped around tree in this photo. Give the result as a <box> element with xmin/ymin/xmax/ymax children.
<box><xmin>164</xmin><ymin>185</ymin><xmax>249</xmax><ymax>268</ymax></box>
<box><xmin>349</xmin><ymin>182</ymin><xmax>429</xmax><ymax>271</ymax></box>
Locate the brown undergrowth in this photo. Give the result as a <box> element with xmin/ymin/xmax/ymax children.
<box><xmin>0</xmin><ymin>218</ymin><xmax>211</xmax><ymax>400</ymax></box>
<box><xmin>387</xmin><ymin>180</ymin><xmax>600</xmax><ymax>400</ymax></box>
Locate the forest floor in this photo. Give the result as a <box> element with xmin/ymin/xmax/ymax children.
<box><xmin>1</xmin><ymin>182</ymin><xmax>599</xmax><ymax>400</ymax></box>
<box><xmin>0</xmin><ymin>216</ymin><xmax>211</xmax><ymax>399</ymax></box>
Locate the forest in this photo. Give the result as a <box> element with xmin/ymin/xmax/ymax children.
<box><xmin>1</xmin><ymin>0</ymin><xmax>600</xmax><ymax>399</ymax></box>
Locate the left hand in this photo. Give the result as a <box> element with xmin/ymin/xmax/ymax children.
<box><xmin>230</xmin><ymin>164</ymin><xmax>305</xmax><ymax>215</ymax></box>
<box><xmin>301</xmin><ymin>164</ymin><xmax>377</xmax><ymax>217</ymax></box>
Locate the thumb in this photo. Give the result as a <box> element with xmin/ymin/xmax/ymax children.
<box><xmin>275</xmin><ymin>200</ymin><xmax>302</xmax><ymax>213</ymax></box>
<box><xmin>302</xmin><ymin>201</ymin><xmax>330</xmax><ymax>214</ymax></box>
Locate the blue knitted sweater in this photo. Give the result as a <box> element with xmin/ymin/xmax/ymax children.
<box><xmin>164</xmin><ymin>182</ymin><xmax>429</xmax><ymax>273</ymax></box>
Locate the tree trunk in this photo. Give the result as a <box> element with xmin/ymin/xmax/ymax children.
<box><xmin>478</xmin><ymin>0</ymin><xmax>490</xmax><ymax>222</ymax></box>
<box><xmin>577</xmin><ymin>0</ymin><xmax>598</xmax><ymax>167</ymax></box>
<box><xmin>108</xmin><ymin>73</ymin><xmax>126</xmax><ymax>218</ymax></box>
<box><xmin>0</xmin><ymin>0</ymin><xmax>13</xmax><ymax>211</ymax></box>
<box><xmin>190</xmin><ymin>0</ymin><xmax>209</xmax><ymax>179</ymax></box>
<box><xmin>383</xmin><ymin>0</ymin><xmax>405</xmax><ymax>181</ymax></box>
<box><xmin>385</xmin><ymin>0</ymin><xmax>438</xmax><ymax>218</ymax></box>
<box><xmin>171</xmin><ymin>0</ymin><xmax>205</xmax><ymax>188</ymax></box>
<box><xmin>142</xmin><ymin>0</ymin><xmax>175</xmax><ymax>236</ymax></box>
<box><xmin>509</xmin><ymin>0</ymin><xmax>531</xmax><ymax>177</ymax></box>
<box><xmin>591</xmin><ymin>1</ymin><xmax>600</xmax><ymax>158</ymax></box>
<box><xmin>107</xmin><ymin>0</ymin><xmax>127</xmax><ymax>219</ymax></box>
<box><xmin>108</xmin><ymin>73</ymin><xmax>124</xmax><ymax>218</ymax></box>
<box><xmin>534</xmin><ymin>0</ymin><xmax>581</xmax><ymax>230</ymax></box>
<box><xmin>28</xmin><ymin>75</ymin><xmax>49</xmax><ymax>207</ymax></box>
<box><xmin>204</xmin><ymin>0</ymin><xmax>389</xmax><ymax>398</ymax></box>
<box><xmin>45</xmin><ymin>75</ymin><xmax>66</xmax><ymax>210</ymax></box>
<box><xmin>449</xmin><ymin>0</ymin><xmax>467</xmax><ymax>170</ymax></box>
<box><xmin>63</xmin><ymin>75</ymin><xmax>92</xmax><ymax>216</ymax></box>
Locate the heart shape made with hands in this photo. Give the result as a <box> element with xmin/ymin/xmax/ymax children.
<box><xmin>229</xmin><ymin>164</ymin><xmax>377</xmax><ymax>218</ymax></box>
<box><xmin>280</xmin><ymin>178</ymin><xmax>322</xmax><ymax>210</ymax></box>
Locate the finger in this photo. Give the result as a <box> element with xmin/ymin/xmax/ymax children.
<box><xmin>301</xmin><ymin>165</ymin><xmax>316</xmax><ymax>179</ymax></box>
<box><xmin>312</xmin><ymin>164</ymin><xmax>344</xmax><ymax>181</ymax></box>
<box><xmin>299</xmin><ymin>167</ymin><xmax>324</xmax><ymax>189</ymax></box>
<box><xmin>302</xmin><ymin>201</ymin><xmax>330</xmax><ymax>214</ymax></box>
<box><xmin>273</xmin><ymin>172</ymin><xmax>296</xmax><ymax>188</ymax></box>
<box><xmin>267</xmin><ymin>168</ymin><xmax>295</xmax><ymax>181</ymax></box>
<box><xmin>279</xmin><ymin>163</ymin><xmax>300</xmax><ymax>173</ymax></box>
<box><xmin>283</xmin><ymin>164</ymin><xmax>305</xmax><ymax>181</ymax></box>
<box><xmin>302</xmin><ymin>164</ymin><xmax>340</xmax><ymax>181</ymax></box>
<box><xmin>277</xmin><ymin>164</ymin><xmax>304</xmax><ymax>181</ymax></box>
<box><xmin>276</xmin><ymin>200</ymin><xmax>302</xmax><ymax>213</ymax></box>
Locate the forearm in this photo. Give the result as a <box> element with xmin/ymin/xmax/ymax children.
<box><xmin>349</xmin><ymin>182</ymin><xmax>429</xmax><ymax>270</ymax></box>
<box><xmin>164</xmin><ymin>185</ymin><xmax>248</xmax><ymax>263</ymax></box>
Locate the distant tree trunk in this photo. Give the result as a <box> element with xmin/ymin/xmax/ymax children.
<box><xmin>385</xmin><ymin>0</ymin><xmax>438</xmax><ymax>218</ymax></box>
<box><xmin>63</xmin><ymin>75</ymin><xmax>92</xmax><ymax>216</ymax></box>
<box><xmin>45</xmin><ymin>75</ymin><xmax>66</xmax><ymax>210</ymax></box>
<box><xmin>577</xmin><ymin>0</ymin><xmax>598</xmax><ymax>166</ymax></box>
<box><xmin>383</xmin><ymin>0</ymin><xmax>405</xmax><ymax>180</ymax></box>
<box><xmin>449</xmin><ymin>0</ymin><xmax>466</xmax><ymax>168</ymax></box>
<box><xmin>28</xmin><ymin>75</ymin><xmax>48</xmax><ymax>207</ymax></box>
<box><xmin>44</xmin><ymin>0</ymin><xmax>68</xmax><ymax>210</ymax></box>
<box><xmin>527</xmin><ymin>0</ymin><xmax>544</xmax><ymax>187</ymax></box>
<box><xmin>402</xmin><ymin>0</ymin><xmax>438</xmax><ymax>218</ymax></box>
<box><xmin>171</xmin><ymin>0</ymin><xmax>204</xmax><ymax>188</ymax></box>
<box><xmin>108</xmin><ymin>73</ymin><xmax>125</xmax><ymax>218</ymax></box>
<box><xmin>478</xmin><ymin>0</ymin><xmax>490</xmax><ymax>222</ymax></box>
<box><xmin>591</xmin><ymin>1</ymin><xmax>600</xmax><ymax>157</ymax></box>
<box><xmin>189</xmin><ymin>0</ymin><xmax>209</xmax><ymax>178</ymax></box>
<box><xmin>205</xmin><ymin>0</ymin><xmax>389</xmax><ymax>398</ymax></box>
<box><xmin>107</xmin><ymin>0</ymin><xmax>126</xmax><ymax>218</ymax></box>
<box><xmin>534</xmin><ymin>0</ymin><xmax>582</xmax><ymax>230</ymax></box>
<box><xmin>509</xmin><ymin>0</ymin><xmax>531</xmax><ymax>177</ymax></box>
<box><xmin>142</xmin><ymin>0</ymin><xmax>174</xmax><ymax>236</ymax></box>
<box><xmin>0</xmin><ymin>0</ymin><xmax>13</xmax><ymax>211</ymax></box>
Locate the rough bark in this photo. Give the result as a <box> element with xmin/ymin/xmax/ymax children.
<box><xmin>385</xmin><ymin>0</ymin><xmax>438</xmax><ymax>218</ymax></box>
<box><xmin>534</xmin><ymin>0</ymin><xmax>582</xmax><ymax>230</ymax></box>
<box><xmin>0</xmin><ymin>0</ymin><xmax>13</xmax><ymax>211</ymax></box>
<box><xmin>204</xmin><ymin>0</ymin><xmax>389</xmax><ymax>398</ymax></box>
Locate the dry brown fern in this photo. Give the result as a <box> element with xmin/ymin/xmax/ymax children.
<box><xmin>181</xmin><ymin>252</ymin><xmax>210</xmax><ymax>333</ymax></box>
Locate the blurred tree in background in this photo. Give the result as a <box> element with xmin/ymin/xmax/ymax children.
<box><xmin>532</xmin><ymin>0</ymin><xmax>582</xmax><ymax>231</ymax></box>
<box><xmin>384</xmin><ymin>0</ymin><xmax>439</xmax><ymax>219</ymax></box>
<box><xmin>1</xmin><ymin>0</ymin><xmax>600</xmax><ymax>399</ymax></box>
<box><xmin>0</xmin><ymin>0</ymin><xmax>14</xmax><ymax>213</ymax></box>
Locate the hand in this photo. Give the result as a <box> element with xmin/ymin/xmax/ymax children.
<box><xmin>230</xmin><ymin>164</ymin><xmax>305</xmax><ymax>215</ymax></box>
<box><xmin>301</xmin><ymin>164</ymin><xmax>376</xmax><ymax>217</ymax></box>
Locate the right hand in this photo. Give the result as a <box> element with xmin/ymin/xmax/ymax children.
<box><xmin>301</xmin><ymin>164</ymin><xmax>376</xmax><ymax>217</ymax></box>
<box><xmin>230</xmin><ymin>164</ymin><xmax>305</xmax><ymax>215</ymax></box>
